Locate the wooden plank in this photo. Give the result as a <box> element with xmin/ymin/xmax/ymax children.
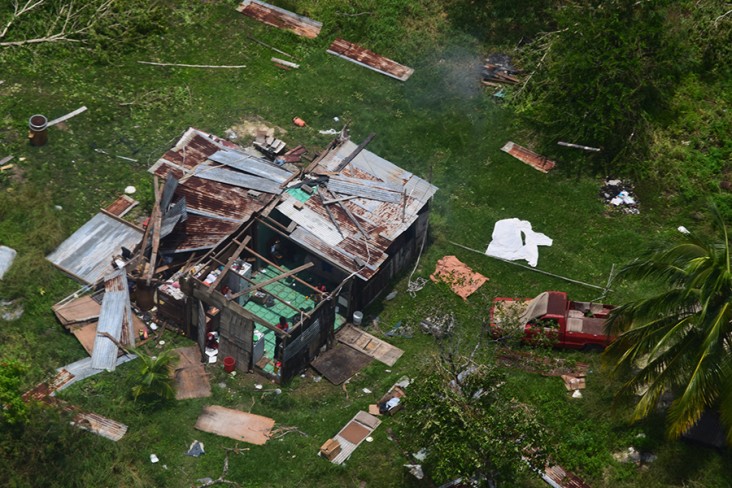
<box><xmin>327</xmin><ymin>38</ymin><xmax>414</xmax><ymax>81</ymax></box>
<box><xmin>53</xmin><ymin>295</ymin><xmax>101</xmax><ymax>325</ymax></box>
<box><xmin>173</xmin><ymin>346</ymin><xmax>211</xmax><ymax>400</ymax></box>
<box><xmin>229</xmin><ymin>261</ymin><xmax>313</xmax><ymax>299</ymax></box>
<box><xmin>336</xmin><ymin>324</ymin><xmax>404</xmax><ymax>367</ymax></box>
<box><xmin>208</xmin><ymin>235</ymin><xmax>252</xmax><ymax>292</ymax></box>
<box><xmin>47</xmin><ymin>106</ymin><xmax>87</xmax><ymax>127</ymax></box>
<box><xmin>146</xmin><ymin>177</ymin><xmax>163</xmax><ymax>284</ymax></box>
<box><xmin>335</xmin><ymin>133</ymin><xmax>376</xmax><ymax>172</ymax></box>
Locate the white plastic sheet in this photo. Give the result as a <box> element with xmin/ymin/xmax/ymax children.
<box><xmin>485</xmin><ymin>218</ymin><xmax>552</xmax><ymax>268</ymax></box>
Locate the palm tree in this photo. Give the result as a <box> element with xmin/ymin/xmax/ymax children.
<box><xmin>130</xmin><ymin>349</ymin><xmax>176</xmax><ymax>403</ymax></box>
<box><xmin>604</xmin><ymin>206</ymin><xmax>732</xmax><ymax>442</ymax></box>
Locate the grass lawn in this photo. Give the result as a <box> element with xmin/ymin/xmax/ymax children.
<box><xmin>1</xmin><ymin>1</ymin><xmax>731</xmax><ymax>487</ymax></box>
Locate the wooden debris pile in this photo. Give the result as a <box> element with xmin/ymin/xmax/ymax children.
<box><xmin>482</xmin><ymin>53</ymin><xmax>521</xmax><ymax>87</ymax></box>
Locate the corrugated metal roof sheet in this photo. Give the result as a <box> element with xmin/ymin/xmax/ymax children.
<box><xmin>148</xmin><ymin>128</ymin><xmax>284</xmax><ymax>254</ymax></box>
<box><xmin>237</xmin><ymin>0</ymin><xmax>322</xmax><ymax>39</ymax></box>
<box><xmin>274</xmin><ymin>139</ymin><xmax>437</xmax><ymax>279</ymax></box>
<box><xmin>46</xmin><ymin>213</ymin><xmax>143</xmax><ymax>284</ymax></box>
<box><xmin>192</xmin><ymin>163</ymin><xmax>283</xmax><ymax>194</ymax></box>
<box><xmin>327</xmin><ymin>38</ymin><xmax>414</xmax><ymax>81</ymax></box>
<box><xmin>209</xmin><ymin>150</ymin><xmax>292</xmax><ymax>183</ymax></box>
<box><xmin>91</xmin><ymin>270</ymin><xmax>133</xmax><ymax>371</ymax></box>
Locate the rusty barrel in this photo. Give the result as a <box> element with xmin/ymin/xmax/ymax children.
<box><xmin>28</xmin><ymin>114</ymin><xmax>48</xmax><ymax>146</ymax></box>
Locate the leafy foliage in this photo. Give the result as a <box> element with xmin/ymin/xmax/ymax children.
<box><xmin>130</xmin><ymin>348</ymin><xmax>176</xmax><ymax>404</ymax></box>
<box><xmin>604</xmin><ymin>205</ymin><xmax>732</xmax><ymax>441</ymax></box>
<box><xmin>400</xmin><ymin>347</ymin><xmax>551</xmax><ymax>485</ymax></box>
<box><xmin>0</xmin><ymin>360</ymin><xmax>28</xmax><ymax>425</ymax></box>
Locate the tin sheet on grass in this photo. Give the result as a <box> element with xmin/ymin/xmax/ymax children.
<box><xmin>328</xmin><ymin>411</ymin><xmax>381</xmax><ymax>465</ymax></box>
<box><xmin>430</xmin><ymin>255</ymin><xmax>488</xmax><ymax>300</ymax></box>
<box><xmin>195</xmin><ymin>405</ymin><xmax>274</xmax><ymax>445</ymax></box>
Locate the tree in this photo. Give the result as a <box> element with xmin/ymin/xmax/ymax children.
<box><xmin>130</xmin><ymin>348</ymin><xmax>176</xmax><ymax>404</ymax></box>
<box><xmin>604</xmin><ymin>206</ymin><xmax>732</xmax><ymax>441</ymax></box>
<box><xmin>399</xmin><ymin>346</ymin><xmax>550</xmax><ymax>486</ymax></box>
<box><xmin>514</xmin><ymin>0</ymin><xmax>687</xmax><ymax>174</ymax></box>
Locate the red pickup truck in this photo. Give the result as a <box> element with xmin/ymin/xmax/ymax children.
<box><xmin>489</xmin><ymin>291</ymin><xmax>615</xmax><ymax>351</ymax></box>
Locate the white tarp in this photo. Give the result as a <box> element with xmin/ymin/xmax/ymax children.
<box><xmin>485</xmin><ymin>218</ymin><xmax>552</xmax><ymax>267</ymax></box>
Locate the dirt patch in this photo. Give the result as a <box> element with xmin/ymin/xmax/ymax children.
<box><xmin>227</xmin><ymin>115</ymin><xmax>287</xmax><ymax>143</ymax></box>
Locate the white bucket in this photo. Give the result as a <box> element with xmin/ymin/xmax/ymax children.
<box><xmin>352</xmin><ymin>311</ymin><xmax>363</xmax><ymax>326</ymax></box>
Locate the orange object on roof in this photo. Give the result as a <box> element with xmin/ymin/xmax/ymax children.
<box><xmin>430</xmin><ymin>255</ymin><xmax>488</xmax><ymax>300</ymax></box>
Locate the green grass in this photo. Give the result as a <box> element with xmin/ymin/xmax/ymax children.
<box><xmin>1</xmin><ymin>1</ymin><xmax>731</xmax><ymax>487</ymax></box>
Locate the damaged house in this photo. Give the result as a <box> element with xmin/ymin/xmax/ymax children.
<box><xmin>48</xmin><ymin>126</ymin><xmax>437</xmax><ymax>383</ymax></box>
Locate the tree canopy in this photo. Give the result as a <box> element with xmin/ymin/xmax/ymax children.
<box><xmin>604</xmin><ymin>206</ymin><xmax>732</xmax><ymax>441</ymax></box>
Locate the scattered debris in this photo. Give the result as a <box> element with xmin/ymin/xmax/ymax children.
<box><xmin>292</xmin><ymin>117</ymin><xmax>306</xmax><ymax>127</ymax></box>
<box><xmin>270</xmin><ymin>425</ymin><xmax>308</xmax><ymax>439</ymax></box>
<box><xmin>404</xmin><ymin>464</ymin><xmax>424</xmax><ymax>480</ymax></box>
<box><xmin>561</xmin><ymin>374</ymin><xmax>586</xmax><ymax>391</ymax></box>
<box><xmin>322</xmin><ymin>411</ymin><xmax>381</xmax><ymax>464</ymax></box>
<box><xmin>0</xmin><ymin>299</ymin><xmax>23</xmax><ymax>321</ymax></box>
<box><xmin>253</xmin><ymin>133</ymin><xmax>286</xmax><ymax>160</ymax></box>
<box><xmin>196</xmin><ymin>453</ymin><xmax>237</xmax><ymax>488</ymax></box>
<box><xmin>419</xmin><ymin>312</ymin><xmax>455</xmax><ymax>338</ymax></box>
<box><xmin>327</xmin><ymin>38</ymin><xmax>414</xmax><ymax>81</ymax></box>
<box><xmin>482</xmin><ymin>54</ymin><xmax>521</xmax><ymax>87</ymax></box>
<box><xmin>319</xmin><ymin>128</ymin><xmax>339</xmax><ymax>135</ymax></box>
<box><xmin>485</xmin><ymin>218</ymin><xmax>552</xmax><ymax>268</ymax></box>
<box><xmin>90</xmin><ymin>270</ymin><xmax>136</xmax><ymax>371</ymax></box>
<box><xmin>124</xmin><ymin>186</ymin><xmax>136</xmax><ymax>194</ymax></box>
<box><xmin>600</xmin><ymin>178</ymin><xmax>639</xmax><ymax>214</ymax></box>
<box><xmin>385</xmin><ymin>321</ymin><xmax>413</xmax><ymax>339</ymax></box>
<box><xmin>384</xmin><ymin>290</ymin><xmax>398</xmax><ymax>301</ymax></box>
<box><xmin>237</xmin><ymin>0</ymin><xmax>322</xmax><ymax>39</ymax></box>
<box><xmin>500</xmin><ymin>141</ymin><xmax>556</xmax><ymax>173</ymax></box>
<box><xmin>678</xmin><ymin>226</ymin><xmax>690</xmax><ymax>235</ymax></box>
<box><xmin>138</xmin><ymin>61</ymin><xmax>246</xmax><ymax>69</ymax></box>
<box><xmin>150</xmin><ymin>454</ymin><xmax>160</xmax><ymax>463</ymax></box>
<box><xmin>186</xmin><ymin>440</ymin><xmax>205</xmax><ymax>457</ymax></box>
<box><xmin>0</xmin><ymin>154</ymin><xmax>14</xmax><ymax>166</ymax></box>
<box><xmin>495</xmin><ymin>349</ymin><xmax>590</xmax><ymax>378</ymax></box>
<box><xmin>195</xmin><ymin>405</ymin><xmax>275</xmax><ymax>445</ymax></box>
<box><xmin>370</xmin><ymin>379</ymin><xmax>408</xmax><ymax>416</ymax></box>
<box><xmin>571</xmin><ymin>390</ymin><xmax>583</xmax><ymax>399</ymax></box>
<box><xmin>430</xmin><ymin>255</ymin><xmax>488</xmax><ymax>300</ymax></box>
<box><xmin>0</xmin><ymin>245</ymin><xmax>17</xmax><ymax>279</ymax></box>
<box><xmin>543</xmin><ymin>464</ymin><xmax>591</xmax><ymax>488</ymax></box>
<box><xmin>275</xmin><ymin>145</ymin><xmax>306</xmax><ymax>165</ymax></box>
<box><xmin>93</xmin><ymin>148</ymin><xmax>139</xmax><ymax>162</ymax></box>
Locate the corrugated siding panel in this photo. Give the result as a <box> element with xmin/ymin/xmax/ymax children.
<box><xmin>91</xmin><ymin>271</ymin><xmax>131</xmax><ymax>371</ymax></box>
<box><xmin>277</xmin><ymin>196</ymin><xmax>344</xmax><ymax>246</ymax></box>
<box><xmin>209</xmin><ymin>150</ymin><xmax>292</xmax><ymax>183</ymax></box>
<box><xmin>47</xmin><ymin>213</ymin><xmax>143</xmax><ymax>285</ymax></box>
<box><xmin>326</xmin><ymin>177</ymin><xmax>402</xmax><ymax>203</ymax></box>
<box><xmin>193</xmin><ymin>164</ymin><xmax>282</xmax><ymax>194</ymax></box>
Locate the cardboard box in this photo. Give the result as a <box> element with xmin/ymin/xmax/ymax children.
<box><xmin>378</xmin><ymin>385</ymin><xmax>406</xmax><ymax>415</ymax></box>
<box><xmin>320</xmin><ymin>438</ymin><xmax>342</xmax><ymax>461</ymax></box>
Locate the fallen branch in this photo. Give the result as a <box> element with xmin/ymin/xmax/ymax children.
<box><xmin>557</xmin><ymin>141</ymin><xmax>601</xmax><ymax>152</ymax></box>
<box><xmin>138</xmin><ymin>61</ymin><xmax>246</xmax><ymax>69</ymax></box>
<box><xmin>223</xmin><ymin>443</ymin><xmax>250</xmax><ymax>455</ymax></box>
<box><xmin>270</xmin><ymin>425</ymin><xmax>308</xmax><ymax>439</ymax></box>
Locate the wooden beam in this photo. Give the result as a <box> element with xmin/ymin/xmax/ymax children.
<box><xmin>335</xmin><ymin>133</ymin><xmax>376</xmax><ymax>172</ymax></box>
<box><xmin>242</xmin><ymin>244</ymin><xmax>324</xmax><ymax>295</ymax></box>
<box><xmin>191</xmin><ymin>283</ymin><xmax>290</xmax><ymax>338</ymax></box>
<box><xmin>322</xmin><ymin>195</ymin><xmax>357</xmax><ymax>205</ymax></box>
<box><xmin>229</xmin><ymin>262</ymin><xmax>314</xmax><ymax>300</ymax></box>
<box><xmin>317</xmin><ymin>187</ymin><xmax>343</xmax><ymax>237</ymax></box>
<box><xmin>145</xmin><ymin>177</ymin><xmax>163</xmax><ymax>285</ymax></box>
<box><xmin>208</xmin><ymin>236</ymin><xmax>252</xmax><ymax>291</ymax></box>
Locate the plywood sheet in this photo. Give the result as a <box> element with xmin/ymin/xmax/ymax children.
<box><xmin>174</xmin><ymin>346</ymin><xmax>211</xmax><ymax>400</ymax></box>
<box><xmin>327</xmin><ymin>38</ymin><xmax>414</xmax><ymax>81</ymax></box>
<box><xmin>70</xmin><ymin>315</ymin><xmax>147</xmax><ymax>356</ymax></box>
<box><xmin>311</xmin><ymin>343</ymin><xmax>373</xmax><ymax>385</ymax></box>
<box><xmin>195</xmin><ymin>405</ymin><xmax>274</xmax><ymax>445</ymax></box>
<box><xmin>336</xmin><ymin>324</ymin><xmax>404</xmax><ymax>367</ymax></box>
<box><xmin>53</xmin><ymin>295</ymin><xmax>101</xmax><ymax>326</ymax></box>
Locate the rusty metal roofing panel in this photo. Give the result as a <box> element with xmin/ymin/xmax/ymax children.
<box><xmin>326</xmin><ymin>175</ymin><xmax>403</xmax><ymax>203</ymax></box>
<box><xmin>289</xmin><ymin>227</ymin><xmax>379</xmax><ymax>281</ymax></box>
<box><xmin>327</xmin><ymin>38</ymin><xmax>414</xmax><ymax>81</ymax></box>
<box><xmin>160</xmin><ymin>214</ymin><xmax>239</xmax><ymax>254</ymax></box>
<box><xmin>277</xmin><ymin>195</ymin><xmax>344</xmax><ymax>246</ymax></box>
<box><xmin>501</xmin><ymin>141</ymin><xmax>556</xmax><ymax>173</ymax></box>
<box><xmin>160</xmin><ymin>198</ymin><xmax>187</xmax><ymax>239</ymax></box>
<box><xmin>47</xmin><ymin>212</ymin><xmax>143</xmax><ymax>285</ymax></box>
<box><xmin>209</xmin><ymin>150</ymin><xmax>292</xmax><ymax>184</ymax></box>
<box><xmin>91</xmin><ymin>270</ymin><xmax>133</xmax><ymax>371</ymax></box>
<box><xmin>104</xmin><ymin>195</ymin><xmax>138</xmax><ymax>217</ymax></box>
<box><xmin>237</xmin><ymin>0</ymin><xmax>322</xmax><ymax>39</ymax></box>
<box><xmin>192</xmin><ymin>163</ymin><xmax>282</xmax><ymax>194</ymax></box>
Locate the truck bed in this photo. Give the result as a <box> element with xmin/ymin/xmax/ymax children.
<box><xmin>566</xmin><ymin>315</ymin><xmax>607</xmax><ymax>336</ymax></box>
